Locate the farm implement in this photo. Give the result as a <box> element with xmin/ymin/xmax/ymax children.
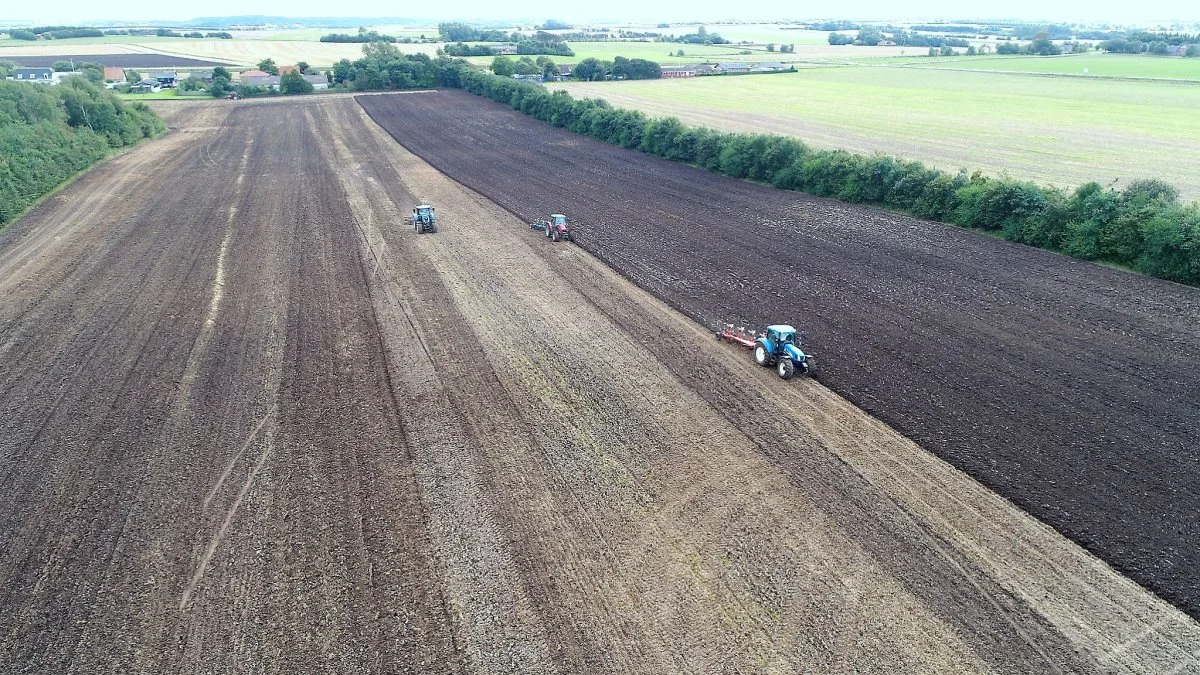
<box><xmin>717</xmin><ymin>324</ymin><xmax>815</xmax><ymax>380</ymax></box>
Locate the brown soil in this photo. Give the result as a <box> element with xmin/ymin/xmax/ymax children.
<box><xmin>0</xmin><ymin>95</ymin><xmax>1197</xmax><ymax>673</ymax></box>
<box><xmin>357</xmin><ymin>91</ymin><xmax>1200</xmax><ymax>622</ymax></box>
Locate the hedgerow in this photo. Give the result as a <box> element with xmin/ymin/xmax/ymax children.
<box><xmin>0</xmin><ymin>78</ymin><xmax>164</xmax><ymax>226</ymax></box>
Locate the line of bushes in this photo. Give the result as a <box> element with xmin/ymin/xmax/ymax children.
<box><xmin>455</xmin><ymin>69</ymin><xmax>1200</xmax><ymax>286</ymax></box>
<box><xmin>0</xmin><ymin>78</ymin><xmax>164</xmax><ymax>226</ymax></box>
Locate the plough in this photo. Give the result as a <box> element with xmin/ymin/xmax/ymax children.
<box><xmin>717</xmin><ymin>323</ymin><xmax>815</xmax><ymax>380</ymax></box>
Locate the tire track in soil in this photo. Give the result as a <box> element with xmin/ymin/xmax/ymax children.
<box><xmin>331</xmin><ymin>99</ymin><xmax>1089</xmax><ymax>672</ymax></box>
<box><xmin>347</xmin><ymin>95</ymin><xmax>1198</xmax><ymax>673</ymax></box>
<box><xmin>356</xmin><ymin>90</ymin><xmax>1200</xmax><ymax>622</ymax></box>
<box><xmin>0</xmin><ymin>100</ymin><xmax>455</xmax><ymax>673</ymax></box>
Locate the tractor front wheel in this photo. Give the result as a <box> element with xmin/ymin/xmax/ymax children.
<box><xmin>430</xmin><ymin>224</ymin><xmax>438</xmax><ymax>233</ymax></box>
<box><xmin>777</xmin><ymin>358</ymin><xmax>795</xmax><ymax>380</ymax></box>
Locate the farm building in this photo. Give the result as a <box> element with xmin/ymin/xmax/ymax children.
<box><xmin>302</xmin><ymin>74</ymin><xmax>328</xmax><ymax>90</ymax></box>
<box><xmin>103</xmin><ymin>67</ymin><xmax>126</xmax><ymax>83</ymax></box>
<box><xmin>751</xmin><ymin>62</ymin><xmax>791</xmax><ymax>72</ymax></box>
<box><xmin>716</xmin><ymin>63</ymin><xmax>752</xmax><ymax>74</ymax></box>
<box><xmin>188</xmin><ymin>70</ymin><xmax>215</xmax><ymax>83</ymax></box>
<box><xmin>149</xmin><ymin>70</ymin><xmax>177</xmax><ymax>87</ymax></box>
<box><xmin>237</xmin><ymin>69</ymin><xmax>271</xmax><ymax>80</ymax></box>
<box><xmin>489</xmin><ymin>44</ymin><xmax>518</xmax><ymax>55</ymax></box>
<box><xmin>10</xmin><ymin>67</ymin><xmax>53</xmax><ymax>83</ymax></box>
<box><xmin>661</xmin><ymin>66</ymin><xmax>696</xmax><ymax>78</ymax></box>
<box><xmin>242</xmin><ymin>74</ymin><xmax>280</xmax><ymax>89</ymax></box>
<box><xmin>129</xmin><ymin>79</ymin><xmax>161</xmax><ymax>93</ymax></box>
<box><xmin>278</xmin><ymin>65</ymin><xmax>300</xmax><ymax>75</ymax></box>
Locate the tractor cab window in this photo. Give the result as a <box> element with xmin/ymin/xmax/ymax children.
<box><xmin>552</xmin><ymin>215</ymin><xmax>567</xmax><ymax>225</ymax></box>
<box><xmin>779</xmin><ymin>332</ymin><xmax>794</xmax><ymax>344</ymax></box>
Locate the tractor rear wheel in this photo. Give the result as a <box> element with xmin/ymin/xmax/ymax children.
<box><xmin>754</xmin><ymin>345</ymin><xmax>769</xmax><ymax>367</ymax></box>
<box><xmin>777</xmin><ymin>358</ymin><xmax>795</xmax><ymax>380</ymax></box>
<box><xmin>430</xmin><ymin>224</ymin><xmax>438</xmax><ymax>233</ymax></box>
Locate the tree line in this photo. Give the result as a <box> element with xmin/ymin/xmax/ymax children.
<box><xmin>6</xmin><ymin>26</ymin><xmax>232</xmax><ymax>40</ymax></box>
<box><xmin>451</xmin><ymin>69</ymin><xmax>1200</xmax><ymax>286</ymax></box>
<box><xmin>320</xmin><ymin>27</ymin><xmax>432</xmax><ymax>43</ymax></box>
<box><xmin>0</xmin><ymin>78</ymin><xmax>164</xmax><ymax>226</ymax></box>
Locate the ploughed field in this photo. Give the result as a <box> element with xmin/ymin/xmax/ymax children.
<box><xmin>358</xmin><ymin>90</ymin><xmax>1200</xmax><ymax>620</ymax></box>
<box><xmin>2</xmin><ymin>95</ymin><xmax>1199</xmax><ymax>673</ymax></box>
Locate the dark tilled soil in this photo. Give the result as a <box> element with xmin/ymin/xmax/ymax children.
<box><xmin>358</xmin><ymin>90</ymin><xmax>1200</xmax><ymax>619</ymax></box>
<box><xmin>3</xmin><ymin>54</ymin><xmax>235</xmax><ymax>68</ymax></box>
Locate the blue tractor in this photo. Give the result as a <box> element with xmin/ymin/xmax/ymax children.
<box><xmin>753</xmin><ymin>325</ymin><xmax>815</xmax><ymax>380</ymax></box>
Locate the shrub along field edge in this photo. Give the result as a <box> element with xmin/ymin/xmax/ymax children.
<box><xmin>0</xmin><ymin>78</ymin><xmax>166</xmax><ymax>228</ymax></box>
<box><xmin>453</xmin><ymin>69</ymin><xmax>1200</xmax><ymax>286</ymax></box>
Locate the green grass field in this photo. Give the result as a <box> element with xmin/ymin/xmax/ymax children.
<box><xmin>910</xmin><ymin>53</ymin><xmax>1200</xmax><ymax>80</ymax></box>
<box><xmin>464</xmin><ymin>41</ymin><xmax>813</xmax><ymax>67</ymax></box>
<box><xmin>556</xmin><ymin>65</ymin><xmax>1200</xmax><ymax>199</ymax></box>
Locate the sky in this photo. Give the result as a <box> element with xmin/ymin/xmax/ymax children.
<box><xmin>1</xmin><ymin>0</ymin><xmax>1197</xmax><ymax>26</ymax></box>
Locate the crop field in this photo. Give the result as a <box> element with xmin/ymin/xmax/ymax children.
<box><xmin>556</xmin><ymin>65</ymin><xmax>1200</xmax><ymax>199</ymax></box>
<box><xmin>1</xmin><ymin>94</ymin><xmax>1198</xmax><ymax>672</ymax></box>
<box><xmin>915</xmin><ymin>53</ymin><xmax>1200</xmax><ymax>80</ymax></box>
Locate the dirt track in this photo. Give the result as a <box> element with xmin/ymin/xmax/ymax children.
<box><xmin>1</xmin><ymin>96</ymin><xmax>1199</xmax><ymax>673</ymax></box>
<box><xmin>358</xmin><ymin>90</ymin><xmax>1200</xmax><ymax>622</ymax></box>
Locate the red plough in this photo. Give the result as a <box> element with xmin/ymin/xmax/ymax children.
<box><xmin>715</xmin><ymin>324</ymin><xmax>760</xmax><ymax>349</ymax></box>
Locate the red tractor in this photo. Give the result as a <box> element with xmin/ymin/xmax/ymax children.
<box><xmin>530</xmin><ymin>214</ymin><xmax>572</xmax><ymax>242</ymax></box>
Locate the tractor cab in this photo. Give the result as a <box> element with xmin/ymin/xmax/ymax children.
<box><xmin>766</xmin><ymin>325</ymin><xmax>797</xmax><ymax>349</ymax></box>
<box><xmin>551</xmin><ymin>214</ymin><xmax>567</xmax><ymax>227</ymax></box>
<box><xmin>416</xmin><ymin>205</ymin><xmax>434</xmax><ymax>219</ymax></box>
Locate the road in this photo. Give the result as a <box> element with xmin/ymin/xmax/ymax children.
<box><xmin>0</xmin><ymin>96</ymin><xmax>1197</xmax><ymax>673</ymax></box>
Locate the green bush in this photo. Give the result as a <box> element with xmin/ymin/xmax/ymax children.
<box><xmin>0</xmin><ymin>79</ymin><xmax>164</xmax><ymax>226</ymax></box>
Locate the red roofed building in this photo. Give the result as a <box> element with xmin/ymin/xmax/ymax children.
<box><xmin>278</xmin><ymin>65</ymin><xmax>299</xmax><ymax>75</ymax></box>
<box><xmin>103</xmin><ymin>67</ymin><xmax>126</xmax><ymax>82</ymax></box>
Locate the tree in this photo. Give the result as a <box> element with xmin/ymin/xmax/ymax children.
<box><xmin>940</xmin><ymin>45</ymin><xmax>955</xmax><ymax>56</ymax></box>
<box><xmin>491</xmin><ymin>56</ymin><xmax>516</xmax><ymax>77</ymax></box>
<box><xmin>52</xmin><ymin>61</ymin><xmax>74</xmax><ymax>72</ymax></box>
<box><xmin>541</xmin><ymin>19</ymin><xmax>571</xmax><ymax>30</ymax></box>
<box><xmin>256</xmin><ymin>58</ymin><xmax>279</xmax><ymax>75</ymax></box>
<box><xmin>1187</xmin><ymin>44</ymin><xmax>1200</xmax><ymax>57</ymax></box>
<box><xmin>514</xmin><ymin>56</ymin><xmax>540</xmax><ymax>76</ymax></box>
<box><xmin>1029</xmin><ymin>32</ymin><xmax>1062</xmax><ymax>55</ymax></box>
<box><xmin>828</xmin><ymin>33</ymin><xmax>854</xmax><ymax>46</ymax></box>
<box><xmin>766</xmin><ymin>43</ymin><xmax>776</xmax><ymax>52</ymax></box>
<box><xmin>966</xmin><ymin>45</ymin><xmax>977</xmax><ymax>55</ymax></box>
<box><xmin>675</xmin><ymin>49</ymin><xmax>685</xmax><ymax>56</ymax></box>
<box><xmin>572</xmin><ymin>57</ymin><xmax>609</xmax><ymax>81</ymax></box>
<box><xmin>212</xmin><ymin>66</ymin><xmax>231</xmax><ymax>81</ymax></box>
<box><xmin>856</xmin><ymin>29</ymin><xmax>885</xmax><ymax>46</ymax></box>
<box><xmin>210</xmin><ymin>76</ymin><xmax>231</xmax><ymax>98</ymax></box>
<box><xmin>124</xmin><ymin>68</ymin><xmax>140</xmax><ymax>84</ymax></box>
<box><xmin>331</xmin><ymin>59</ymin><xmax>355</xmax><ymax>84</ymax></box>
<box><xmin>0</xmin><ymin>60</ymin><xmax>15</xmax><ymax>78</ymax></box>
<box><xmin>280</xmin><ymin>69</ymin><xmax>313</xmax><ymax>94</ymax></box>
<box><xmin>297</xmin><ymin>61</ymin><xmax>311</xmax><ymax>74</ymax></box>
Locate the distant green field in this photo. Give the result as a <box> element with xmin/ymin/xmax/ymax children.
<box><xmin>912</xmin><ymin>53</ymin><xmax>1200</xmax><ymax>80</ymax></box>
<box><xmin>464</xmin><ymin>41</ymin><xmax>810</xmax><ymax>67</ymax></box>
<box><xmin>628</xmin><ymin>23</ymin><xmax>830</xmax><ymax>45</ymax></box>
<box><xmin>556</xmin><ymin>66</ymin><xmax>1200</xmax><ymax>199</ymax></box>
